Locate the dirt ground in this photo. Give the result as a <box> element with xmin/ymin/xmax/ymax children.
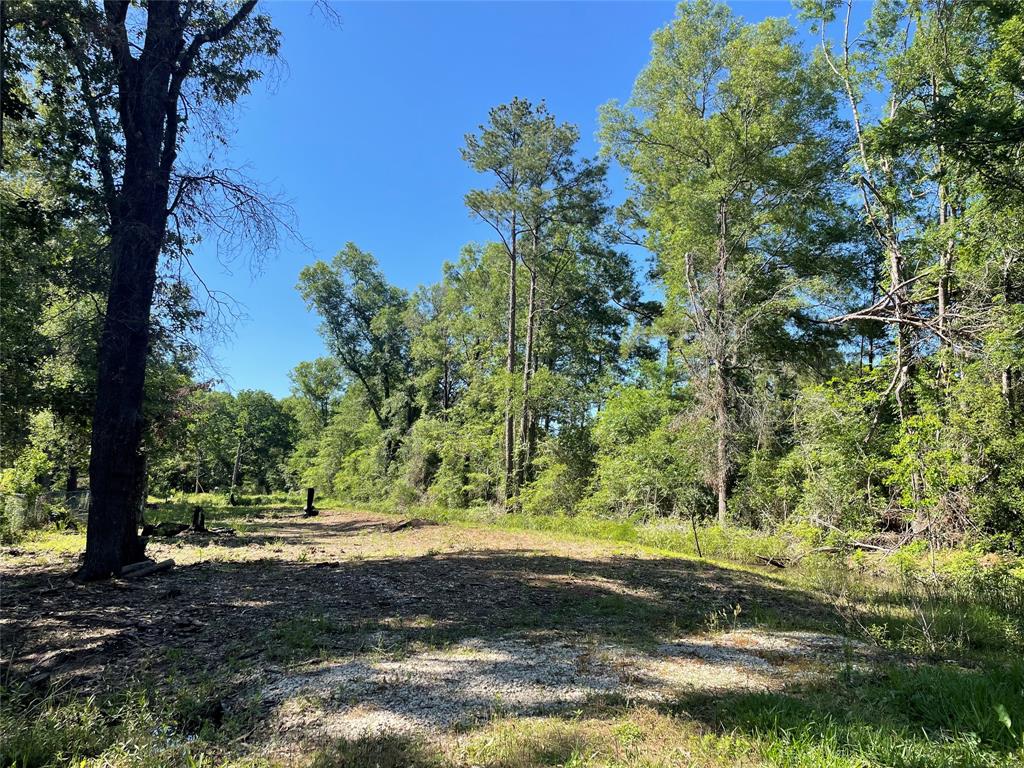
<box><xmin>1</xmin><ymin>508</ymin><xmax>877</xmax><ymax>758</ymax></box>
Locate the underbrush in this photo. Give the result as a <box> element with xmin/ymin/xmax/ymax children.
<box><xmin>804</xmin><ymin>547</ymin><xmax>1024</xmax><ymax>661</ymax></box>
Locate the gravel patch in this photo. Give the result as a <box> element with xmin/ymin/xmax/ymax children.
<box><xmin>262</xmin><ymin>629</ymin><xmax>873</xmax><ymax>740</ymax></box>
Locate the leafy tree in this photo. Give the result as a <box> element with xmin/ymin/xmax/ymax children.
<box><xmin>228</xmin><ymin>390</ymin><xmax>295</xmax><ymax>496</ymax></box>
<box><xmin>7</xmin><ymin>0</ymin><xmax>282</xmax><ymax>577</ymax></box>
<box><xmin>602</xmin><ymin>0</ymin><xmax>853</xmax><ymax>524</ymax></box>
<box><xmin>298</xmin><ymin>244</ymin><xmax>414</xmax><ymax>461</ymax></box>
<box><xmin>288</xmin><ymin>358</ymin><xmax>343</xmax><ymax>433</ymax></box>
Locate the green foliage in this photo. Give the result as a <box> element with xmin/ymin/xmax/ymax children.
<box><xmin>585</xmin><ymin>383</ymin><xmax>709</xmax><ymax>518</ymax></box>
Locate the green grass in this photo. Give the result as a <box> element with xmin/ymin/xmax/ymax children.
<box><xmin>6</xmin><ymin>493</ymin><xmax>1023</xmax><ymax>767</ymax></box>
<box><xmin>266</xmin><ymin>612</ymin><xmax>341</xmax><ymax>661</ymax></box>
<box><xmin>299</xmin><ymin>663</ymin><xmax>1024</xmax><ymax>767</ymax></box>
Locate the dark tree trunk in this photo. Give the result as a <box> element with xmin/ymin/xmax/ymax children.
<box><xmin>81</xmin><ymin>187</ymin><xmax>165</xmax><ymax>578</ymax></box>
<box><xmin>65</xmin><ymin>466</ymin><xmax>78</xmax><ymax>500</ymax></box>
<box><xmin>78</xmin><ymin>0</ymin><xmax>258</xmax><ymax>580</ymax></box>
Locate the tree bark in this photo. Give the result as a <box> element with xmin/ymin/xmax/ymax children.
<box><xmin>714</xmin><ymin>199</ymin><xmax>731</xmax><ymax>528</ymax></box>
<box><xmin>76</xmin><ymin>0</ymin><xmax>260</xmax><ymax>580</ymax></box>
<box><xmin>503</xmin><ymin>213</ymin><xmax>517</xmax><ymax>505</ymax></box>
<box><xmin>80</xmin><ymin>23</ymin><xmax>175</xmax><ymax>576</ymax></box>
<box><xmin>715</xmin><ymin>368</ymin><xmax>730</xmax><ymax>527</ymax></box>
<box><xmin>65</xmin><ymin>465</ymin><xmax>78</xmax><ymax>501</ymax></box>
<box><xmin>518</xmin><ymin>256</ymin><xmax>538</xmax><ymax>486</ymax></box>
<box><xmin>230</xmin><ymin>435</ymin><xmax>242</xmax><ymax>503</ymax></box>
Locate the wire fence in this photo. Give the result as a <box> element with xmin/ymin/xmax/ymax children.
<box><xmin>1</xmin><ymin>490</ymin><xmax>90</xmax><ymax>539</ymax></box>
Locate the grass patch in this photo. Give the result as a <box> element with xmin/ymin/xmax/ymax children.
<box><xmin>0</xmin><ymin>682</ymin><xmax>265</xmax><ymax>768</ymax></box>
<box><xmin>267</xmin><ymin>612</ymin><xmax>342</xmax><ymax>661</ymax></box>
<box><xmin>681</xmin><ymin>662</ymin><xmax>1024</xmax><ymax>768</ymax></box>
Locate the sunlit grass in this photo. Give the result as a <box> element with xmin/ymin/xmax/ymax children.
<box><xmin>5</xmin><ymin>494</ymin><xmax>1022</xmax><ymax>767</ymax></box>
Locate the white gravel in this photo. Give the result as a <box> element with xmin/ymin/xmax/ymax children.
<box><xmin>261</xmin><ymin>630</ymin><xmax>871</xmax><ymax>740</ymax></box>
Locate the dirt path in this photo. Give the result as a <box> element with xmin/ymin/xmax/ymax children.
<box><xmin>2</xmin><ymin>508</ymin><xmax>875</xmax><ymax>755</ymax></box>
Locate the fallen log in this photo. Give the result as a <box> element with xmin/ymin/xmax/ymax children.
<box><xmin>122</xmin><ymin>559</ymin><xmax>174</xmax><ymax>579</ymax></box>
<box><xmin>386</xmin><ymin>518</ymin><xmax>435</xmax><ymax>533</ymax></box>
<box><xmin>121</xmin><ymin>558</ymin><xmax>156</xmax><ymax>575</ymax></box>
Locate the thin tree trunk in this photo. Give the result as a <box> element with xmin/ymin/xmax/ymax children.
<box><xmin>889</xmin><ymin>244</ymin><xmax>916</xmax><ymax>424</ymax></box>
<box><xmin>503</xmin><ymin>213</ymin><xmax>518</xmax><ymax>505</ymax></box>
<box><xmin>518</xmin><ymin>253</ymin><xmax>538</xmax><ymax>486</ymax></box>
<box><xmin>0</xmin><ymin>0</ymin><xmax>6</xmax><ymax>172</ymax></box>
<box><xmin>441</xmin><ymin>348</ymin><xmax>450</xmax><ymax>414</ymax></box>
<box><xmin>715</xmin><ymin>366</ymin><xmax>730</xmax><ymax>527</ymax></box>
<box><xmin>1003</xmin><ymin>257</ymin><xmax>1018</xmax><ymax>425</ymax></box>
<box><xmin>715</xmin><ymin>199</ymin><xmax>731</xmax><ymax>528</ymax></box>
<box><xmin>934</xmin><ymin>76</ymin><xmax>954</xmax><ymax>389</ymax></box>
<box><xmin>230</xmin><ymin>436</ymin><xmax>242</xmax><ymax>500</ymax></box>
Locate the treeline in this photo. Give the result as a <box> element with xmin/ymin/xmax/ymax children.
<box><xmin>3</xmin><ymin>0</ymin><xmax>1022</xmax><ymax>550</ymax></box>
<box><xmin>285</xmin><ymin>0</ymin><xmax>1024</xmax><ymax>546</ymax></box>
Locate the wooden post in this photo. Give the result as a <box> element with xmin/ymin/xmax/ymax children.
<box><xmin>304</xmin><ymin>487</ymin><xmax>318</xmax><ymax>517</ymax></box>
<box><xmin>691</xmin><ymin>513</ymin><xmax>703</xmax><ymax>559</ymax></box>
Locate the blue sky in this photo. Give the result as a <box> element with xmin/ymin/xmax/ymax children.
<box><xmin>189</xmin><ymin>0</ymin><xmax>848</xmax><ymax>397</ymax></box>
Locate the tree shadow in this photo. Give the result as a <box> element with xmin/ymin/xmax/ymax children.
<box><xmin>4</xmin><ymin>542</ymin><xmax>844</xmax><ymax>696</ymax></box>
<box><xmin>5</xmin><ymin>513</ymin><xmax>1020</xmax><ymax>764</ymax></box>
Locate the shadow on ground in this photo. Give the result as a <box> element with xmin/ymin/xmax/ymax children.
<box><xmin>4</xmin><ymin>535</ymin><xmax>839</xmax><ymax>683</ymax></box>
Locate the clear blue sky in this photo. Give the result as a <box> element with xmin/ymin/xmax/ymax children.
<box><xmin>190</xmin><ymin>0</ymin><xmax>852</xmax><ymax>397</ymax></box>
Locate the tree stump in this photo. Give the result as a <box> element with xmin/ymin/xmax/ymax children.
<box><xmin>191</xmin><ymin>506</ymin><xmax>206</xmax><ymax>532</ymax></box>
<box><xmin>304</xmin><ymin>487</ymin><xmax>318</xmax><ymax>517</ymax></box>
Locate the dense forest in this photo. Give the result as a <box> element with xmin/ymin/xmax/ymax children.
<box><xmin>7</xmin><ymin>0</ymin><xmax>1021</xmax><ymax>553</ymax></box>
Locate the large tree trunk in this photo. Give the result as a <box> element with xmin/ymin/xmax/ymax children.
<box><xmin>79</xmin><ymin>3</ymin><xmax>180</xmax><ymax>580</ymax></box>
<box><xmin>76</xmin><ymin>1</ymin><xmax>259</xmax><ymax>580</ymax></box>
<box><xmin>80</xmin><ymin>201</ymin><xmax>165</xmax><ymax>578</ymax></box>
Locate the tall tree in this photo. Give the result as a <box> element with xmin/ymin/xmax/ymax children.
<box><xmin>7</xmin><ymin>1</ymin><xmax>282</xmax><ymax>578</ymax></box>
<box><xmin>602</xmin><ymin>0</ymin><xmax>852</xmax><ymax>525</ymax></box>
<box><xmin>298</xmin><ymin>243</ymin><xmax>414</xmax><ymax>459</ymax></box>
<box><xmin>462</xmin><ymin>99</ymin><xmax>613</xmax><ymax>500</ymax></box>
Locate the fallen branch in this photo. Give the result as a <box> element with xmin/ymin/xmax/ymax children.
<box><xmin>121</xmin><ymin>559</ymin><xmax>157</xmax><ymax>575</ymax></box>
<box><xmin>121</xmin><ymin>559</ymin><xmax>174</xmax><ymax>579</ymax></box>
<box><xmin>386</xmin><ymin>518</ymin><xmax>434</xmax><ymax>533</ymax></box>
